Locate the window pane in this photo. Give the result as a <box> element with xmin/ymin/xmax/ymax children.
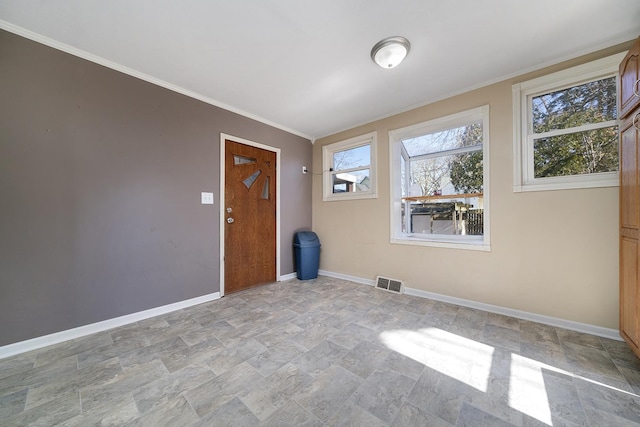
<box><xmin>407</xmin><ymin>201</ymin><xmax>484</xmax><ymax>236</ymax></box>
<box><xmin>532</xmin><ymin>77</ymin><xmax>617</xmax><ymax>134</ymax></box>
<box><xmin>332</xmin><ymin>169</ymin><xmax>370</xmax><ymax>193</ymax></box>
<box><xmin>407</xmin><ymin>152</ymin><xmax>483</xmax><ymax>197</ymax></box>
<box><xmin>400</xmin><ymin>156</ymin><xmax>406</xmax><ymax>197</ymax></box>
<box><xmin>261</xmin><ymin>177</ymin><xmax>270</xmax><ymax>200</ymax></box>
<box><xmin>533</xmin><ymin>126</ymin><xmax>618</xmax><ymax>178</ymax></box>
<box><xmin>242</xmin><ymin>169</ymin><xmax>261</xmax><ymax>189</ymax></box>
<box><xmin>392</xmin><ymin>106</ymin><xmax>488</xmax><ymax>246</ymax></box>
<box><xmin>402</xmin><ymin>122</ymin><xmax>482</xmax><ymax>157</ymax></box>
<box><xmin>403</xmin><ymin>152</ymin><xmax>483</xmax><ymax>236</ymax></box>
<box><xmin>234</xmin><ymin>154</ymin><xmax>257</xmax><ymax>165</ymax></box>
<box><xmin>333</xmin><ymin>145</ymin><xmax>370</xmax><ymax>171</ymax></box>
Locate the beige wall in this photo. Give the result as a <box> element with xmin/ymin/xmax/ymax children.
<box><xmin>312</xmin><ymin>41</ymin><xmax>634</xmax><ymax>330</ymax></box>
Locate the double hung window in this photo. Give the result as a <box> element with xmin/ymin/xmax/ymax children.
<box><xmin>322</xmin><ymin>132</ymin><xmax>377</xmax><ymax>201</ymax></box>
<box><xmin>513</xmin><ymin>53</ymin><xmax>624</xmax><ymax>192</ymax></box>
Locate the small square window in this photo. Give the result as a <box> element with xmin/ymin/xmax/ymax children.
<box><xmin>322</xmin><ymin>132</ymin><xmax>377</xmax><ymax>201</ymax></box>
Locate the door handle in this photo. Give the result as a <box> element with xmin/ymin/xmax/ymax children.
<box><xmin>227</xmin><ymin>217</ymin><xmax>234</xmax><ymax>224</ymax></box>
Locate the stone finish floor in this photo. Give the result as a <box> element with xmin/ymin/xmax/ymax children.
<box><xmin>1</xmin><ymin>276</ymin><xmax>640</xmax><ymax>426</ymax></box>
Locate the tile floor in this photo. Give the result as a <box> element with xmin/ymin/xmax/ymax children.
<box><xmin>1</xmin><ymin>276</ymin><xmax>640</xmax><ymax>426</ymax></box>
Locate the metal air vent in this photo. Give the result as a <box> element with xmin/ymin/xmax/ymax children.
<box><xmin>375</xmin><ymin>276</ymin><xmax>404</xmax><ymax>294</ymax></box>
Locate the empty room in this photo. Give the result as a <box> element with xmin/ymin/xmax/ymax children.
<box><xmin>2</xmin><ymin>1</ymin><xmax>640</xmax><ymax>426</ymax></box>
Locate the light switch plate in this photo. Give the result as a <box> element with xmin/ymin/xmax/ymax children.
<box><xmin>201</xmin><ymin>192</ymin><xmax>214</xmax><ymax>205</ymax></box>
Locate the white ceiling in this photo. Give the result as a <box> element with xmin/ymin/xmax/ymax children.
<box><xmin>1</xmin><ymin>1</ymin><xmax>639</xmax><ymax>140</ymax></box>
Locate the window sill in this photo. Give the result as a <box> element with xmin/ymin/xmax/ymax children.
<box><xmin>391</xmin><ymin>235</ymin><xmax>490</xmax><ymax>252</ymax></box>
<box><xmin>513</xmin><ymin>172</ymin><xmax>619</xmax><ymax>193</ymax></box>
<box><xmin>323</xmin><ymin>192</ymin><xmax>378</xmax><ymax>202</ymax></box>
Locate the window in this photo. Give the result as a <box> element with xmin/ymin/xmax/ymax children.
<box><xmin>513</xmin><ymin>53</ymin><xmax>625</xmax><ymax>192</ymax></box>
<box><xmin>323</xmin><ymin>132</ymin><xmax>377</xmax><ymax>201</ymax></box>
<box><xmin>390</xmin><ymin>106</ymin><xmax>490</xmax><ymax>250</ymax></box>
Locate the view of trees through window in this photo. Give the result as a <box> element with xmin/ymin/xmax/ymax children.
<box><xmin>331</xmin><ymin>144</ymin><xmax>371</xmax><ymax>193</ymax></box>
<box><xmin>403</xmin><ymin>122</ymin><xmax>483</xmax><ymax>198</ymax></box>
<box><xmin>323</xmin><ymin>132</ymin><xmax>377</xmax><ymax>201</ymax></box>
<box><xmin>401</xmin><ymin>121</ymin><xmax>484</xmax><ymax>236</ymax></box>
<box><xmin>531</xmin><ymin>76</ymin><xmax>618</xmax><ymax>178</ymax></box>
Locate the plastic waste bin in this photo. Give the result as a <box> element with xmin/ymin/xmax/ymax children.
<box><xmin>294</xmin><ymin>231</ymin><xmax>321</xmax><ymax>280</ymax></box>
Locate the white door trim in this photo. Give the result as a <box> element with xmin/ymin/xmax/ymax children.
<box><xmin>219</xmin><ymin>133</ymin><xmax>281</xmax><ymax>297</ymax></box>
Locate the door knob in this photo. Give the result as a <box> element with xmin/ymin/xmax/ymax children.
<box><xmin>227</xmin><ymin>217</ymin><xmax>234</xmax><ymax>224</ymax></box>
<box><xmin>226</xmin><ymin>207</ymin><xmax>233</xmax><ymax>213</ymax></box>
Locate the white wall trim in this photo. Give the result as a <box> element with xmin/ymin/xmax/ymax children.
<box><xmin>403</xmin><ymin>287</ymin><xmax>621</xmax><ymax>341</ymax></box>
<box><xmin>321</xmin><ymin>131</ymin><xmax>378</xmax><ymax>202</ymax></box>
<box><xmin>1</xmin><ymin>271</ymin><xmax>622</xmax><ymax>359</ymax></box>
<box><xmin>388</xmin><ymin>105</ymin><xmax>491</xmax><ymax>250</ymax></box>
<box><xmin>319</xmin><ymin>269</ymin><xmax>376</xmax><ymax>286</ymax></box>
<box><xmin>220</xmin><ymin>134</ymin><xmax>281</xmax><ymax>296</ymax></box>
<box><xmin>0</xmin><ymin>20</ymin><xmax>312</xmax><ymax>142</ymax></box>
<box><xmin>279</xmin><ymin>272</ymin><xmax>297</xmax><ymax>281</ymax></box>
<box><xmin>0</xmin><ymin>292</ymin><xmax>220</xmax><ymax>360</ymax></box>
<box><xmin>319</xmin><ymin>270</ymin><xmax>621</xmax><ymax>341</ymax></box>
<box><xmin>512</xmin><ymin>52</ymin><xmax>624</xmax><ymax>193</ymax></box>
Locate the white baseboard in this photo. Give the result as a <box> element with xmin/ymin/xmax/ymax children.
<box><xmin>2</xmin><ymin>271</ymin><xmax>622</xmax><ymax>360</ymax></box>
<box><xmin>279</xmin><ymin>272</ymin><xmax>297</xmax><ymax>281</ymax></box>
<box><xmin>0</xmin><ymin>292</ymin><xmax>221</xmax><ymax>360</ymax></box>
<box><xmin>318</xmin><ymin>269</ymin><xmax>376</xmax><ymax>286</ymax></box>
<box><xmin>319</xmin><ymin>270</ymin><xmax>621</xmax><ymax>341</ymax></box>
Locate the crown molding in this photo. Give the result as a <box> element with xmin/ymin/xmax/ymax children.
<box><xmin>0</xmin><ymin>20</ymin><xmax>313</xmax><ymax>142</ymax></box>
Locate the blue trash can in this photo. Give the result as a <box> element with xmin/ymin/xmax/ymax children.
<box><xmin>294</xmin><ymin>231</ymin><xmax>321</xmax><ymax>280</ymax></box>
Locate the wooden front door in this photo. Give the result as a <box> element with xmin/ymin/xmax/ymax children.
<box><xmin>224</xmin><ymin>139</ymin><xmax>276</xmax><ymax>294</ymax></box>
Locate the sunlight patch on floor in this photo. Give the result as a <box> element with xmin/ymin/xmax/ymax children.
<box><xmin>509</xmin><ymin>353</ymin><xmax>552</xmax><ymax>425</ymax></box>
<box><xmin>379</xmin><ymin>327</ymin><xmax>494</xmax><ymax>392</ymax></box>
<box><xmin>379</xmin><ymin>327</ymin><xmax>640</xmax><ymax>426</ymax></box>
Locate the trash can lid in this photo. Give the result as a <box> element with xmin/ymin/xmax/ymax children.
<box><xmin>294</xmin><ymin>231</ymin><xmax>320</xmax><ymax>247</ymax></box>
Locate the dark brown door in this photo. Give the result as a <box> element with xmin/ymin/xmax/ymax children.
<box><xmin>224</xmin><ymin>139</ymin><xmax>276</xmax><ymax>294</ymax></box>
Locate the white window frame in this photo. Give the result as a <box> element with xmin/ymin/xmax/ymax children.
<box><xmin>322</xmin><ymin>132</ymin><xmax>377</xmax><ymax>201</ymax></box>
<box><xmin>512</xmin><ymin>53</ymin><xmax>625</xmax><ymax>192</ymax></box>
<box><xmin>389</xmin><ymin>106</ymin><xmax>490</xmax><ymax>251</ymax></box>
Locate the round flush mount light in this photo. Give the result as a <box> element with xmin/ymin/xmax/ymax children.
<box><xmin>371</xmin><ymin>36</ymin><xmax>411</xmax><ymax>69</ymax></box>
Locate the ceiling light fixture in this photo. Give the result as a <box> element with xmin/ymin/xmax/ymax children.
<box><xmin>371</xmin><ymin>36</ymin><xmax>411</xmax><ymax>69</ymax></box>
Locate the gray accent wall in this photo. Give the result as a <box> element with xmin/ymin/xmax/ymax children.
<box><xmin>0</xmin><ymin>30</ymin><xmax>312</xmax><ymax>346</ymax></box>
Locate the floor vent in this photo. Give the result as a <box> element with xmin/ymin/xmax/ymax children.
<box><xmin>375</xmin><ymin>276</ymin><xmax>404</xmax><ymax>294</ymax></box>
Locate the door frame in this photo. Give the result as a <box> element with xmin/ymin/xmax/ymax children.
<box><xmin>219</xmin><ymin>133</ymin><xmax>281</xmax><ymax>296</ymax></box>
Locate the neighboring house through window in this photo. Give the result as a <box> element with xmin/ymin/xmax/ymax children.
<box><xmin>390</xmin><ymin>106</ymin><xmax>490</xmax><ymax>251</ymax></box>
<box><xmin>322</xmin><ymin>132</ymin><xmax>377</xmax><ymax>201</ymax></box>
<box><xmin>512</xmin><ymin>53</ymin><xmax>624</xmax><ymax>192</ymax></box>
